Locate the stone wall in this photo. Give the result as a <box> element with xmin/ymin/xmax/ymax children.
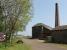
<box><xmin>51</xmin><ymin>29</ymin><xmax>67</xmax><ymax>43</ymax></box>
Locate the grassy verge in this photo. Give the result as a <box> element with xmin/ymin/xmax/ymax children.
<box><xmin>0</xmin><ymin>43</ymin><xmax>31</xmax><ymax>50</ymax></box>
<box><xmin>0</xmin><ymin>36</ymin><xmax>31</xmax><ymax>50</ymax></box>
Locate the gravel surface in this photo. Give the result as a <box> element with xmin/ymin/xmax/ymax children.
<box><xmin>23</xmin><ymin>38</ymin><xmax>67</xmax><ymax>50</ymax></box>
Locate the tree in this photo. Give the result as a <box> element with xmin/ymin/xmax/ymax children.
<box><xmin>0</xmin><ymin>2</ymin><xmax>5</xmax><ymax>32</ymax></box>
<box><xmin>0</xmin><ymin>0</ymin><xmax>32</xmax><ymax>45</ymax></box>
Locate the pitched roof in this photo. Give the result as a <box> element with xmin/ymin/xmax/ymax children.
<box><xmin>32</xmin><ymin>23</ymin><xmax>52</xmax><ymax>30</ymax></box>
<box><xmin>53</xmin><ymin>25</ymin><xmax>67</xmax><ymax>30</ymax></box>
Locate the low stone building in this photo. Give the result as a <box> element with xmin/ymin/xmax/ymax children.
<box><xmin>51</xmin><ymin>26</ymin><xmax>67</xmax><ymax>43</ymax></box>
<box><xmin>32</xmin><ymin>23</ymin><xmax>52</xmax><ymax>39</ymax></box>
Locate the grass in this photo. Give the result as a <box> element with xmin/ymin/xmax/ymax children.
<box><xmin>0</xmin><ymin>36</ymin><xmax>31</xmax><ymax>50</ymax></box>
<box><xmin>0</xmin><ymin>43</ymin><xmax>31</xmax><ymax>50</ymax></box>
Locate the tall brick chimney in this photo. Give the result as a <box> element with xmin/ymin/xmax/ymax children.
<box><xmin>55</xmin><ymin>3</ymin><xmax>59</xmax><ymax>27</ymax></box>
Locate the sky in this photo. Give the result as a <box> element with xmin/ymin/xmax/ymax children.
<box><xmin>18</xmin><ymin>0</ymin><xmax>67</xmax><ymax>36</ymax></box>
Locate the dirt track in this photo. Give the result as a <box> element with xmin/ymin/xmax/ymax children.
<box><xmin>23</xmin><ymin>38</ymin><xmax>67</xmax><ymax>50</ymax></box>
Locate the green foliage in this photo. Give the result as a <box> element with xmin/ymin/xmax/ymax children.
<box><xmin>0</xmin><ymin>4</ymin><xmax>5</xmax><ymax>32</ymax></box>
<box><xmin>0</xmin><ymin>0</ymin><xmax>32</xmax><ymax>45</ymax></box>
<box><xmin>16</xmin><ymin>0</ymin><xmax>32</xmax><ymax>31</ymax></box>
<box><xmin>0</xmin><ymin>0</ymin><xmax>32</xmax><ymax>32</ymax></box>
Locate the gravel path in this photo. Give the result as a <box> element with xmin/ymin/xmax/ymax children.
<box><xmin>23</xmin><ymin>38</ymin><xmax>67</xmax><ymax>50</ymax></box>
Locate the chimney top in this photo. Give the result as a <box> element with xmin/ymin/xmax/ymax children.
<box><xmin>56</xmin><ymin>3</ymin><xmax>58</xmax><ymax>5</ymax></box>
